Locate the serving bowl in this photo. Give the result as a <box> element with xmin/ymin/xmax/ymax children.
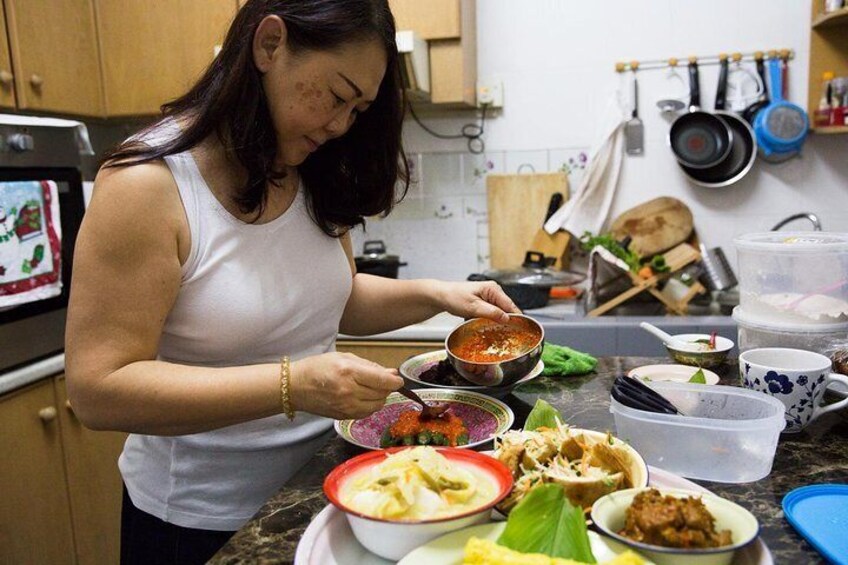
<box><xmin>664</xmin><ymin>333</ymin><xmax>734</xmax><ymax>368</ymax></box>
<box><xmin>445</xmin><ymin>314</ymin><xmax>544</xmax><ymax>387</ymax></box>
<box><xmin>334</xmin><ymin>389</ymin><xmax>514</xmax><ymax>450</ymax></box>
<box><xmin>399</xmin><ymin>349</ymin><xmax>544</xmax><ymax>398</ymax></box>
<box><xmin>627</xmin><ymin>364</ymin><xmax>720</xmax><ymax>385</ymax></box>
<box><xmin>323</xmin><ymin>447</ymin><xmax>513</xmax><ymax>561</ymax></box>
<box><xmin>591</xmin><ymin>487</ymin><xmax>759</xmax><ymax>565</ymax></box>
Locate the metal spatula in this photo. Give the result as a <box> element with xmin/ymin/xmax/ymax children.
<box><xmin>625</xmin><ymin>74</ymin><xmax>644</xmax><ymax>155</ymax></box>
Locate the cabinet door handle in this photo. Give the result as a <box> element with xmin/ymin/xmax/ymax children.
<box><xmin>0</xmin><ymin>70</ymin><xmax>12</xmax><ymax>86</ymax></box>
<box><xmin>38</xmin><ymin>406</ymin><xmax>57</xmax><ymax>422</ymax></box>
<box><xmin>29</xmin><ymin>74</ymin><xmax>43</xmax><ymax>88</ymax></box>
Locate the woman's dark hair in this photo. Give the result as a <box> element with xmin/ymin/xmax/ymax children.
<box><xmin>104</xmin><ymin>0</ymin><xmax>408</xmax><ymax>236</ymax></box>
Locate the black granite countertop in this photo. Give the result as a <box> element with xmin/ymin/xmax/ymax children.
<box><xmin>210</xmin><ymin>357</ymin><xmax>848</xmax><ymax>565</ymax></box>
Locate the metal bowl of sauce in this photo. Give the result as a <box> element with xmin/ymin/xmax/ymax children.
<box><xmin>445</xmin><ymin>314</ymin><xmax>544</xmax><ymax>387</ymax></box>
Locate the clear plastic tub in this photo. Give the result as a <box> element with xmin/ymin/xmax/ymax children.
<box><xmin>610</xmin><ymin>382</ymin><xmax>786</xmax><ymax>483</ymax></box>
<box><xmin>733</xmin><ymin>306</ymin><xmax>848</xmax><ymax>355</ymax></box>
<box><xmin>734</xmin><ymin>232</ymin><xmax>848</xmax><ymax>326</ymax></box>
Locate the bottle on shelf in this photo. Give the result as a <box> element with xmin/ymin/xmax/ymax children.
<box><xmin>814</xmin><ymin>71</ymin><xmax>835</xmax><ymax>128</ymax></box>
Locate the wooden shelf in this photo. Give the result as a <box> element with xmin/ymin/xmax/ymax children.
<box><xmin>813</xmin><ymin>7</ymin><xmax>848</xmax><ymax>29</ymax></box>
<box><xmin>812</xmin><ymin>125</ymin><xmax>848</xmax><ymax>134</ymax></box>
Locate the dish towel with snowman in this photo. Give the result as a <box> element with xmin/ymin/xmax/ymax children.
<box><xmin>0</xmin><ymin>180</ymin><xmax>62</xmax><ymax>308</ymax></box>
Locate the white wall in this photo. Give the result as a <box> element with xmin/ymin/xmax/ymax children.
<box><xmin>352</xmin><ymin>0</ymin><xmax>848</xmax><ymax>281</ymax></box>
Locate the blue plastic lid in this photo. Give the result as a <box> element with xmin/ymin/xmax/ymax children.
<box><xmin>782</xmin><ymin>484</ymin><xmax>848</xmax><ymax>565</ymax></box>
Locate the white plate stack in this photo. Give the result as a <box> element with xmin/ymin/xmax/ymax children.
<box><xmin>733</xmin><ymin>232</ymin><xmax>848</xmax><ymax>394</ymax></box>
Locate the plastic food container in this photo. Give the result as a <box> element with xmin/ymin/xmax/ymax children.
<box><xmin>734</xmin><ymin>232</ymin><xmax>848</xmax><ymax>326</ymax></box>
<box><xmin>733</xmin><ymin>306</ymin><xmax>848</xmax><ymax>357</ymax></box>
<box><xmin>610</xmin><ymin>382</ymin><xmax>786</xmax><ymax>483</ymax></box>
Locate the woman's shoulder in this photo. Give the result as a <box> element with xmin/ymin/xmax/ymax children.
<box><xmin>88</xmin><ymin>161</ymin><xmax>186</xmax><ymax>239</ymax></box>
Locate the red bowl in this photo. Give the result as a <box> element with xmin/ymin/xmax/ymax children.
<box><xmin>323</xmin><ymin>446</ymin><xmax>514</xmax><ymax>524</ymax></box>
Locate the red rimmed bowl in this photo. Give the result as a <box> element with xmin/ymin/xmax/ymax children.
<box><xmin>323</xmin><ymin>446</ymin><xmax>513</xmax><ymax>561</ymax></box>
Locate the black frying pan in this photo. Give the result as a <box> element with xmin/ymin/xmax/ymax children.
<box><xmin>681</xmin><ymin>56</ymin><xmax>757</xmax><ymax>187</ymax></box>
<box><xmin>669</xmin><ymin>60</ymin><xmax>733</xmax><ymax>169</ymax></box>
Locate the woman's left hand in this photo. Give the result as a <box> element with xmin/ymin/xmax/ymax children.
<box><xmin>435</xmin><ymin>280</ymin><xmax>521</xmax><ymax>324</ymax></box>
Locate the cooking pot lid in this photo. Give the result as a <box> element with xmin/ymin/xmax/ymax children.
<box><xmin>355</xmin><ymin>240</ymin><xmax>402</xmax><ymax>263</ymax></box>
<box><xmin>484</xmin><ymin>251</ymin><xmax>586</xmax><ymax>287</ymax></box>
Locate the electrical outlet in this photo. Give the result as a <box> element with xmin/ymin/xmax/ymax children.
<box><xmin>476</xmin><ymin>80</ymin><xmax>504</xmax><ymax>108</ymax></box>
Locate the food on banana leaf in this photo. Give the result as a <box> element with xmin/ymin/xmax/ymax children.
<box><xmin>462</xmin><ymin>538</ymin><xmax>646</xmax><ymax>565</ymax></box>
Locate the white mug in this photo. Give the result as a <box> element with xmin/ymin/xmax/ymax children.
<box><xmin>739</xmin><ymin>348</ymin><xmax>848</xmax><ymax>433</ymax></box>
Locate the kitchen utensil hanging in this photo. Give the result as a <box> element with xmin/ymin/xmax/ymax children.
<box><xmin>679</xmin><ymin>54</ymin><xmax>757</xmax><ymax>188</ymax></box>
<box><xmin>725</xmin><ymin>53</ymin><xmax>764</xmax><ymax>112</ymax></box>
<box><xmin>656</xmin><ymin>59</ymin><xmax>688</xmax><ymax>113</ymax></box>
<box><xmin>742</xmin><ymin>52</ymin><xmax>770</xmax><ymax>124</ymax></box>
<box><xmin>625</xmin><ymin>68</ymin><xmax>644</xmax><ymax>155</ymax></box>
<box><xmin>753</xmin><ymin>57</ymin><xmax>809</xmax><ymax>162</ymax></box>
<box><xmin>668</xmin><ymin>59</ymin><xmax>734</xmax><ymax>170</ymax></box>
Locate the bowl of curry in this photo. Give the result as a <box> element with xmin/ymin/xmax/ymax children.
<box><xmin>445</xmin><ymin>314</ymin><xmax>544</xmax><ymax>387</ymax></box>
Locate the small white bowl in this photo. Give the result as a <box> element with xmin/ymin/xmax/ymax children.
<box><xmin>627</xmin><ymin>364</ymin><xmax>720</xmax><ymax>385</ymax></box>
<box><xmin>665</xmin><ymin>334</ymin><xmax>735</xmax><ymax>368</ymax></box>
<box><xmin>323</xmin><ymin>447</ymin><xmax>513</xmax><ymax>561</ymax></box>
<box><xmin>591</xmin><ymin>487</ymin><xmax>759</xmax><ymax>565</ymax></box>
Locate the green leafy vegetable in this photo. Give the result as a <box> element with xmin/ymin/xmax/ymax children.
<box><xmin>497</xmin><ymin>483</ymin><xmax>596</xmax><ymax>563</ymax></box>
<box><xmin>524</xmin><ymin>399</ymin><xmax>562</xmax><ymax>431</ymax></box>
<box><xmin>579</xmin><ymin>231</ymin><xmax>641</xmax><ymax>273</ymax></box>
<box><xmin>689</xmin><ymin>369</ymin><xmax>707</xmax><ymax>384</ymax></box>
<box><xmin>650</xmin><ymin>254</ymin><xmax>670</xmax><ymax>272</ymax></box>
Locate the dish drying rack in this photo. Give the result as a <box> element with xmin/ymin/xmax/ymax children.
<box><xmin>587</xmin><ymin>243</ymin><xmax>705</xmax><ymax>317</ymax></box>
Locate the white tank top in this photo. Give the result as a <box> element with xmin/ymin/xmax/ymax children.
<box><xmin>118</xmin><ymin>141</ymin><xmax>352</xmax><ymax>531</ymax></box>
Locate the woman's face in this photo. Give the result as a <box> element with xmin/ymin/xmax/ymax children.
<box><xmin>254</xmin><ymin>16</ymin><xmax>388</xmax><ymax>167</ymax></box>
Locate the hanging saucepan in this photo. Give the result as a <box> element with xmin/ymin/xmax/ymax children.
<box><xmin>354</xmin><ymin>240</ymin><xmax>407</xmax><ymax>278</ymax></box>
<box><xmin>467</xmin><ymin>251</ymin><xmax>585</xmax><ymax>310</ymax></box>
<box><xmin>742</xmin><ymin>52</ymin><xmax>769</xmax><ymax>125</ymax></box>
<box><xmin>753</xmin><ymin>57</ymin><xmax>809</xmax><ymax>162</ymax></box>
<box><xmin>680</xmin><ymin>54</ymin><xmax>757</xmax><ymax>187</ymax></box>
<box><xmin>669</xmin><ymin>59</ymin><xmax>733</xmax><ymax>169</ymax></box>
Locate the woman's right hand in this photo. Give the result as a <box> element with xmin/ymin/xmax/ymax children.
<box><xmin>289</xmin><ymin>352</ymin><xmax>404</xmax><ymax>420</ymax></box>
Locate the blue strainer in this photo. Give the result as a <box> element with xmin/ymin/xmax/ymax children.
<box><xmin>754</xmin><ymin>58</ymin><xmax>809</xmax><ymax>157</ymax></box>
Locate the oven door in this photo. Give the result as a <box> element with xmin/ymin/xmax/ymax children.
<box><xmin>0</xmin><ymin>167</ymin><xmax>85</xmax><ymax>374</ymax></box>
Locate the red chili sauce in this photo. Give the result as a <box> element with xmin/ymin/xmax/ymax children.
<box><xmin>388</xmin><ymin>410</ymin><xmax>468</xmax><ymax>447</ymax></box>
<box><xmin>452</xmin><ymin>326</ymin><xmax>539</xmax><ymax>363</ymax></box>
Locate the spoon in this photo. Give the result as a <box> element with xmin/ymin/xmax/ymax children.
<box><xmin>397</xmin><ymin>386</ymin><xmax>449</xmax><ymax>419</ymax></box>
<box><xmin>638</xmin><ymin>322</ymin><xmax>697</xmax><ymax>351</ymax></box>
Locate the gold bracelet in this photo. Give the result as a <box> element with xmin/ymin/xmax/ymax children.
<box><xmin>280</xmin><ymin>356</ymin><xmax>295</xmax><ymax>421</ymax></box>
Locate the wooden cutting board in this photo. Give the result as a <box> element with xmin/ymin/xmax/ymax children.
<box><xmin>610</xmin><ymin>196</ymin><xmax>694</xmax><ymax>257</ymax></box>
<box><xmin>487</xmin><ymin>172</ymin><xmax>570</xmax><ymax>269</ymax></box>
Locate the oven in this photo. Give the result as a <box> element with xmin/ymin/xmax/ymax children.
<box><xmin>0</xmin><ymin>121</ymin><xmax>86</xmax><ymax>378</ymax></box>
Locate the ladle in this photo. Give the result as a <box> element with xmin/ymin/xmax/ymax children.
<box><xmin>396</xmin><ymin>386</ymin><xmax>449</xmax><ymax>419</ymax></box>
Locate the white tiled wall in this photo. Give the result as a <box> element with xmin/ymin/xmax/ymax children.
<box><xmin>353</xmin><ymin>0</ymin><xmax>848</xmax><ymax>280</ymax></box>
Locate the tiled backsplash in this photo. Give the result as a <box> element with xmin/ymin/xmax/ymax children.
<box><xmin>350</xmin><ymin>148</ymin><xmax>588</xmax><ymax>281</ymax></box>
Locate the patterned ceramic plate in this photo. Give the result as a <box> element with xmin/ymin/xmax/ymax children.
<box><xmin>334</xmin><ymin>389</ymin><xmax>514</xmax><ymax>451</ymax></box>
<box><xmin>399</xmin><ymin>350</ymin><xmax>544</xmax><ymax>398</ymax></box>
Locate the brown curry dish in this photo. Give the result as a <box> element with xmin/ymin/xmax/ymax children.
<box><xmin>620</xmin><ymin>488</ymin><xmax>733</xmax><ymax>549</ymax></box>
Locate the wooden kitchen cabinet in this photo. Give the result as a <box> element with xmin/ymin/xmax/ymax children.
<box><xmin>94</xmin><ymin>0</ymin><xmax>239</xmax><ymax>116</ymax></box>
<box><xmin>55</xmin><ymin>376</ymin><xmax>127</xmax><ymax>565</ymax></box>
<box><xmin>390</xmin><ymin>0</ymin><xmax>477</xmax><ymax>107</ymax></box>
<box><xmin>0</xmin><ymin>380</ymin><xmax>76</xmax><ymax>565</ymax></box>
<box><xmin>337</xmin><ymin>340</ymin><xmax>441</xmax><ymax>368</ymax></box>
<box><xmin>0</xmin><ymin>2</ymin><xmax>15</xmax><ymax>110</ymax></box>
<box><xmin>3</xmin><ymin>0</ymin><xmax>104</xmax><ymax>116</ymax></box>
<box><xmin>808</xmin><ymin>3</ymin><xmax>848</xmax><ymax>134</ymax></box>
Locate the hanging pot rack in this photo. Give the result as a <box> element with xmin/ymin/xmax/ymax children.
<box><xmin>615</xmin><ymin>48</ymin><xmax>795</xmax><ymax>73</ymax></box>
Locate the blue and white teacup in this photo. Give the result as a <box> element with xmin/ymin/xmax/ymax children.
<box><xmin>739</xmin><ymin>348</ymin><xmax>848</xmax><ymax>433</ymax></box>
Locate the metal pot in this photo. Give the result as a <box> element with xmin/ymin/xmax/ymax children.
<box><xmin>354</xmin><ymin>240</ymin><xmax>407</xmax><ymax>278</ymax></box>
<box><xmin>468</xmin><ymin>251</ymin><xmax>586</xmax><ymax>310</ymax></box>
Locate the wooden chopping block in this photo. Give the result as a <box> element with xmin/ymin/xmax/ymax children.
<box><xmin>610</xmin><ymin>196</ymin><xmax>693</xmax><ymax>257</ymax></box>
<box><xmin>487</xmin><ymin>172</ymin><xmax>570</xmax><ymax>269</ymax></box>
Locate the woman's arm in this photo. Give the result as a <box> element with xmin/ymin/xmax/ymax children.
<box><xmin>65</xmin><ymin>164</ymin><xmax>400</xmax><ymax>435</ymax></box>
<box><xmin>338</xmin><ymin>233</ymin><xmax>520</xmax><ymax>336</ymax></box>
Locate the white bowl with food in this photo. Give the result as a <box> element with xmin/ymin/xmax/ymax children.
<box><xmin>591</xmin><ymin>487</ymin><xmax>759</xmax><ymax>565</ymax></box>
<box><xmin>627</xmin><ymin>364</ymin><xmax>720</xmax><ymax>385</ymax></box>
<box><xmin>494</xmin><ymin>424</ymin><xmax>649</xmax><ymax>513</ymax></box>
<box><xmin>663</xmin><ymin>333</ymin><xmax>735</xmax><ymax>368</ymax></box>
<box><xmin>323</xmin><ymin>446</ymin><xmax>513</xmax><ymax>561</ymax></box>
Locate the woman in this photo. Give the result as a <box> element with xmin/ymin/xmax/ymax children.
<box><xmin>65</xmin><ymin>1</ymin><xmax>518</xmax><ymax>563</ymax></box>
